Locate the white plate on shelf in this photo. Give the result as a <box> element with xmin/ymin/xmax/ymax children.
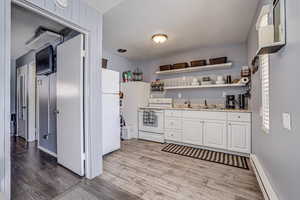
<box><xmin>201</xmin><ymin>81</ymin><xmax>213</xmax><ymax>85</ymax></box>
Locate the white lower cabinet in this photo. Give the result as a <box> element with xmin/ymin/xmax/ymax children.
<box><xmin>164</xmin><ymin>110</ymin><xmax>251</xmax><ymax>154</ymax></box>
<box><xmin>165</xmin><ymin>129</ymin><xmax>182</xmax><ymax>142</ymax></box>
<box><xmin>228</xmin><ymin>121</ymin><xmax>251</xmax><ymax>153</ymax></box>
<box><xmin>203</xmin><ymin>120</ymin><xmax>227</xmax><ymax>149</ymax></box>
<box><xmin>182</xmin><ymin>119</ymin><xmax>204</xmax><ymax>146</ymax></box>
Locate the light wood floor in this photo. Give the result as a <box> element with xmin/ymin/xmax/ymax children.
<box><xmin>99</xmin><ymin>139</ymin><xmax>263</xmax><ymax>200</ymax></box>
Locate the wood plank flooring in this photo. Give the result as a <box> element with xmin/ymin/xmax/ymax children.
<box><xmin>99</xmin><ymin>140</ymin><xmax>264</xmax><ymax>200</ymax></box>
<box><xmin>12</xmin><ymin>137</ymin><xmax>263</xmax><ymax>200</ymax></box>
<box><xmin>11</xmin><ymin>137</ymin><xmax>82</xmax><ymax>200</ymax></box>
<box><xmin>11</xmin><ymin>137</ymin><xmax>141</xmax><ymax>200</ymax></box>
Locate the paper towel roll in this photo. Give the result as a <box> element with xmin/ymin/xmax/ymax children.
<box><xmin>239</xmin><ymin>77</ymin><xmax>250</xmax><ymax>84</ymax></box>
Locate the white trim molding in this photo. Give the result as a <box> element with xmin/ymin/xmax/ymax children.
<box><xmin>250</xmin><ymin>154</ymin><xmax>279</xmax><ymax>200</ymax></box>
<box><xmin>55</xmin><ymin>0</ymin><xmax>68</xmax><ymax>8</ymax></box>
<box><xmin>1</xmin><ymin>0</ymin><xmax>11</xmax><ymax>199</ymax></box>
<box><xmin>38</xmin><ymin>146</ymin><xmax>57</xmax><ymax>158</ymax></box>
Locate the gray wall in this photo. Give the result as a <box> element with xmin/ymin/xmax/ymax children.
<box><xmin>103</xmin><ymin>49</ymin><xmax>138</xmax><ymax>80</ymax></box>
<box><xmin>16</xmin><ymin>51</ymin><xmax>35</xmax><ymax>67</ymax></box>
<box><xmin>16</xmin><ymin>51</ymin><xmax>56</xmax><ymax>152</ymax></box>
<box><xmin>247</xmin><ymin>0</ymin><xmax>300</xmax><ymax>199</ymax></box>
<box><xmin>139</xmin><ymin>43</ymin><xmax>249</xmax><ymax>103</ymax></box>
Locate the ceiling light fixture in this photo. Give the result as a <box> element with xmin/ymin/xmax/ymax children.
<box><xmin>152</xmin><ymin>34</ymin><xmax>168</xmax><ymax>44</ymax></box>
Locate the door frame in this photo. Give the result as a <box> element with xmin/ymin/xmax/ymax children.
<box><xmin>16</xmin><ymin>64</ymin><xmax>29</xmax><ymax>140</ymax></box>
<box><xmin>2</xmin><ymin>0</ymin><xmax>102</xmax><ymax>199</ymax></box>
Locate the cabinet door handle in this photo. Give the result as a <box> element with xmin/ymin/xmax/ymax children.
<box><xmin>228</xmin><ymin>123</ymin><xmax>231</xmax><ymax>126</ymax></box>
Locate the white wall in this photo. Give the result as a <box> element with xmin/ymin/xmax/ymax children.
<box><xmin>10</xmin><ymin>59</ymin><xmax>16</xmax><ymax>114</ymax></box>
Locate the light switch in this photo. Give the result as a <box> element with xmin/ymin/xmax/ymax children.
<box><xmin>282</xmin><ymin>113</ymin><xmax>291</xmax><ymax>131</ymax></box>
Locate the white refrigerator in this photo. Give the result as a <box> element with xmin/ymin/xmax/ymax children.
<box><xmin>102</xmin><ymin>69</ymin><xmax>121</xmax><ymax>155</ymax></box>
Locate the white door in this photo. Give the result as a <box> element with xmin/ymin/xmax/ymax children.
<box><xmin>16</xmin><ymin>65</ymin><xmax>28</xmax><ymax>140</ymax></box>
<box><xmin>102</xmin><ymin>94</ymin><xmax>120</xmax><ymax>155</ymax></box>
<box><xmin>203</xmin><ymin>120</ymin><xmax>227</xmax><ymax>149</ymax></box>
<box><xmin>182</xmin><ymin>119</ymin><xmax>204</xmax><ymax>145</ymax></box>
<box><xmin>228</xmin><ymin>122</ymin><xmax>251</xmax><ymax>153</ymax></box>
<box><xmin>56</xmin><ymin>34</ymin><xmax>85</xmax><ymax>176</ymax></box>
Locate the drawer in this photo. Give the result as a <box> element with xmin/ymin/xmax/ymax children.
<box><xmin>165</xmin><ymin>110</ymin><xmax>182</xmax><ymax>118</ymax></box>
<box><xmin>165</xmin><ymin>129</ymin><xmax>182</xmax><ymax>142</ymax></box>
<box><xmin>182</xmin><ymin>111</ymin><xmax>226</xmax><ymax>120</ymax></box>
<box><xmin>228</xmin><ymin>112</ymin><xmax>251</xmax><ymax>122</ymax></box>
<box><xmin>165</xmin><ymin>118</ymin><xmax>182</xmax><ymax>130</ymax></box>
<box><xmin>139</xmin><ymin>131</ymin><xmax>164</xmax><ymax>143</ymax></box>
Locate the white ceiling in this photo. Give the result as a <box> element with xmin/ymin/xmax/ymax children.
<box><xmin>82</xmin><ymin>0</ymin><xmax>125</xmax><ymax>14</ymax></box>
<box><xmin>11</xmin><ymin>5</ymin><xmax>65</xmax><ymax>60</ymax></box>
<box><xmin>103</xmin><ymin>0</ymin><xmax>260</xmax><ymax>60</ymax></box>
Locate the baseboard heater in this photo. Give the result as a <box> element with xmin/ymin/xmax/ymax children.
<box><xmin>250</xmin><ymin>154</ymin><xmax>279</xmax><ymax>200</ymax></box>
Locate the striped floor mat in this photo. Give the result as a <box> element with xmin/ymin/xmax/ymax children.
<box><xmin>162</xmin><ymin>143</ymin><xmax>249</xmax><ymax>170</ymax></box>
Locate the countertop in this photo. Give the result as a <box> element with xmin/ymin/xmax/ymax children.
<box><xmin>138</xmin><ymin>106</ymin><xmax>251</xmax><ymax>113</ymax></box>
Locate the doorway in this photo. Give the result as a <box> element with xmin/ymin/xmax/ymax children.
<box><xmin>11</xmin><ymin>3</ymin><xmax>86</xmax><ymax>199</ymax></box>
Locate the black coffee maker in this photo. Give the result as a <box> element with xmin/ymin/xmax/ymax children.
<box><xmin>238</xmin><ymin>94</ymin><xmax>247</xmax><ymax>109</ymax></box>
<box><xmin>226</xmin><ymin>95</ymin><xmax>235</xmax><ymax>109</ymax></box>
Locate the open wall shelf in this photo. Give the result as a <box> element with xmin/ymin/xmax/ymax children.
<box><xmin>156</xmin><ymin>63</ymin><xmax>233</xmax><ymax>75</ymax></box>
<box><xmin>164</xmin><ymin>83</ymin><xmax>246</xmax><ymax>90</ymax></box>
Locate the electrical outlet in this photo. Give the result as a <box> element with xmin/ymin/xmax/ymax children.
<box><xmin>282</xmin><ymin>113</ymin><xmax>291</xmax><ymax>131</ymax></box>
<box><xmin>178</xmin><ymin>93</ymin><xmax>182</xmax><ymax>99</ymax></box>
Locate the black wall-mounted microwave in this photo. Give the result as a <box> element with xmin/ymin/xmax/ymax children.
<box><xmin>36</xmin><ymin>45</ymin><xmax>54</xmax><ymax>75</ymax></box>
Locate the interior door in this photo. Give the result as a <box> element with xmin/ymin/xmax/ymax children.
<box><xmin>17</xmin><ymin>65</ymin><xmax>28</xmax><ymax>140</ymax></box>
<box><xmin>56</xmin><ymin>34</ymin><xmax>85</xmax><ymax>176</ymax></box>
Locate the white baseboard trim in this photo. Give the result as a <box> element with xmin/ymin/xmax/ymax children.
<box><xmin>38</xmin><ymin>146</ymin><xmax>57</xmax><ymax>158</ymax></box>
<box><xmin>250</xmin><ymin>154</ymin><xmax>279</xmax><ymax>200</ymax></box>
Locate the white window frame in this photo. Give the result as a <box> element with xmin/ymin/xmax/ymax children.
<box><xmin>259</xmin><ymin>12</ymin><xmax>271</xmax><ymax>133</ymax></box>
<box><xmin>260</xmin><ymin>54</ymin><xmax>270</xmax><ymax>133</ymax></box>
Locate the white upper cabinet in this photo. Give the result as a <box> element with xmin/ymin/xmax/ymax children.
<box><xmin>228</xmin><ymin>121</ymin><xmax>251</xmax><ymax>153</ymax></box>
<box><xmin>182</xmin><ymin>119</ymin><xmax>204</xmax><ymax>146</ymax></box>
<box><xmin>203</xmin><ymin>120</ymin><xmax>227</xmax><ymax>150</ymax></box>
